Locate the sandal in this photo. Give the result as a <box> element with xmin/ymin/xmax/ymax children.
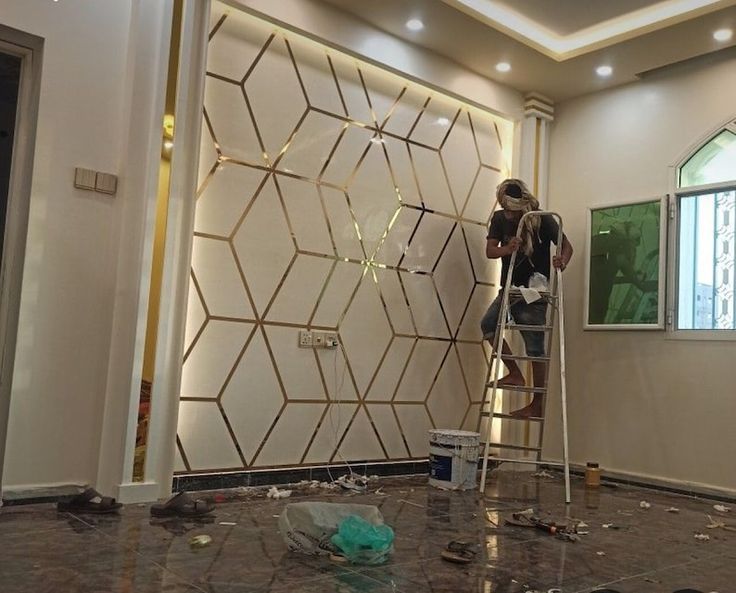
<box><xmin>150</xmin><ymin>491</ymin><xmax>214</xmax><ymax>518</ymax></box>
<box><xmin>441</xmin><ymin>540</ymin><xmax>477</xmax><ymax>564</ymax></box>
<box><xmin>57</xmin><ymin>487</ymin><xmax>122</xmax><ymax>515</ymax></box>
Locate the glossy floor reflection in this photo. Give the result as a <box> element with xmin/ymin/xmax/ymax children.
<box><xmin>1</xmin><ymin>471</ymin><xmax>733</xmax><ymax>592</ymax></box>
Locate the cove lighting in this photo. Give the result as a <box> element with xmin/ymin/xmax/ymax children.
<box><xmin>495</xmin><ymin>62</ymin><xmax>511</xmax><ymax>72</ymax></box>
<box><xmin>713</xmin><ymin>29</ymin><xmax>733</xmax><ymax>42</ymax></box>
<box><xmin>596</xmin><ymin>65</ymin><xmax>613</xmax><ymax>77</ymax></box>
<box><xmin>406</xmin><ymin>18</ymin><xmax>424</xmax><ymax>32</ymax></box>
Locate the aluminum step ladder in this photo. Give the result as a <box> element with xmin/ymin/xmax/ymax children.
<box><xmin>476</xmin><ymin>210</ymin><xmax>571</xmax><ymax>503</ymax></box>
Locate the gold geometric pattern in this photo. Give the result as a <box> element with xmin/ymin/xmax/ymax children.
<box><xmin>176</xmin><ymin>3</ymin><xmax>512</xmax><ymax>473</ymax></box>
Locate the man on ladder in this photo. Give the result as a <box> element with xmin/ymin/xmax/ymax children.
<box><xmin>480</xmin><ymin>179</ymin><xmax>573</xmax><ymax>418</ymax></box>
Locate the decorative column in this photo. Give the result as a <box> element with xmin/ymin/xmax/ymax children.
<box><xmin>518</xmin><ymin>93</ymin><xmax>554</xmax><ymax>207</ymax></box>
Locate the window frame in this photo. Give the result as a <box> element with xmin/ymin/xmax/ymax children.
<box><xmin>667</xmin><ymin>120</ymin><xmax>736</xmax><ymax>341</ymax></box>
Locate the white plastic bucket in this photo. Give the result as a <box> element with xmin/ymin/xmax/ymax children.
<box><xmin>428</xmin><ymin>429</ymin><xmax>480</xmax><ymax>491</ymax></box>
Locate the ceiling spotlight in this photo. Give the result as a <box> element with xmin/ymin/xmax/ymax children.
<box><xmin>437</xmin><ymin>117</ymin><xmax>450</xmax><ymax>126</ymax></box>
<box><xmin>596</xmin><ymin>65</ymin><xmax>613</xmax><ymax>77</ymax></box>
<box><xmin>406</xmin><ymin>18</ymin><xmax>424</xmax><ymax>32</ymax></box>
<box><xmin>713</xmin><ymin>28</ymin><xmax>733</xmax><ymax>42</ymax></box>
<box><xmin>495</xmin><ymin>62</ymin><xmax>511</xmax><ymax>72</ymax></box>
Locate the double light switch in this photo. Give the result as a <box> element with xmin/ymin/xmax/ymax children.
<box><xmin>74</xmin><ymin>167</ymin><xmax>118</xmax><ymax>196</ymax></box>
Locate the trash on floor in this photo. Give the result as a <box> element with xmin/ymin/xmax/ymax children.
<box><xmin>218</xmin><ymin>521</ymin><xmax>237</xmax><ymax>526</ymax></box>
<box><xmin>279</xmin><ymin>501</ymin><xmax>393</xmax><ymax>564</ymax></box>
<box><xmin>331</xmin><ymin>514</ymin><xmax>394</xmax><ymax>564</ymax></box>
<box><xmin>639</xmin><ymin>501</ymin><xmax>651</xmax><ymax>509</ymax></box>
<box><xmin>713</xmin><ymin>504</ymin><xmax>731</xmax><ymax>513</ymax></box>
<box><xmin>189</xmin><ymin>534</ymin><xmax>212</xmax><ymax>549</ymax></box>
<box><xmin>267</xmin><ymin>486</ymin><xmax>292</xmax><ymax>499</ymax></box>
<box><xmin>666</xmin><ymin>507</ymin><xmax>680</xmax><ymax>513</ymax></box>
<box><xmin>335</xmin><ymin>474</ymin><xmax>368</xmax><ymax>492</ymax></box>
<box><xmin>705</xmin><ymin>514</ymin><xmax>736</xmax><ymax>531</ymax></box>
<box><xmin>441</xmin><ymin>540</ymin><xmax>477</xmax><ymax>564</ymax></box>
<box><xmin>596</xmin><ymin>551</ymin><xmax>607</xmax><ymax>556</ymax></box>
<box><xmin>693</xmin><ymin>532</ymin><xmax>710</xmax><ymax>541</ymax></box>
<box><xmin>531</xmin><ymin>469</ymin><xmax>556</xmax><ymax>479</ymax></box>
<box><xmin>505</xmin><ymin>509</ymin><xmax>580</xmax><ymax>542</ymax></box>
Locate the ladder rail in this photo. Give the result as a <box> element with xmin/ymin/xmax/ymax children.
<box><xmin>478</xmin><ymin>210</ymin><xmax>570</xmax><ymax>504</ymax></box>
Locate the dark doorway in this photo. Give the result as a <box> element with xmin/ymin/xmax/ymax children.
<box><xmin>0</xmin><ymin>52</ymin><xmax>21</xmax><ymax>264</ymax></box>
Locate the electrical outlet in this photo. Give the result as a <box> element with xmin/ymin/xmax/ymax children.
<box><xmin>298</xmin><ymin>330</ymin><xmax>312</xmax><ymax>348</ymax></box>
<box><xmin>324</xmin><ymin>332</ymin><xmax>339</xmax><ymax>348</ymax></box>
<box><xmin>313</xmin><ymin>332</ymin><xmax>325</xmax><ymax>348</ymax></box>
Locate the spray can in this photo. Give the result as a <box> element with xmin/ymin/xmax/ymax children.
<box><xmin>585</xmin><ymin>462</ymin><xmax>601</xmax><ymax>488</ymax></box>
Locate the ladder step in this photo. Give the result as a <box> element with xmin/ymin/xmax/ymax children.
<box><xmin>481</xmin><ymin>411</ymin><xmax>544</xmax><ymax>422</ymax></box>
<box><xmin>489</xmin><ymin>458</ymin><xmax>564</xmax><ymax>466</ymax></box>
<box><xmin>485</xmin><ymin>383</ymin><xmax>547</xmax><ymax>394</ymax></box>
<box><xmin>508</xmin><ymin>288</ymin><xmax>558</xmax><ymax>300</ymax></box>
<box><xmin>487</xmin><ymin>442</ymin><xmax>542</xmax><ymax>452</ymax></box>
<box><xmin>503</xmin><ymin>324</ymin><xmax>554</xmax><ymax>331</ymax></box>
<box><xmin>499</xmin><ymin>354</ymin><xmax>550</xmax><ymax>363</ymax></box>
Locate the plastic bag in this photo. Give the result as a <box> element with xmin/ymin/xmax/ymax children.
<box><xmin>330</xmin><ymin>514</ymin><xmax>394</xmax><ymax>565</ymax></box>
<box><xmin>278</xmin><ymin>502</ymin><xmax>388</xmax><ymax>558</ymax></box>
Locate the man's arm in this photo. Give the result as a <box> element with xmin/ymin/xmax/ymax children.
<box><xmin>552</xmin><ymin>235</ymin><xmax>573</xmax><ymax>271</ymax></box>
<box><xmin>486</xmin><ymin>237</ymin><xmax>521</xmax><ymax>259</ymax></box>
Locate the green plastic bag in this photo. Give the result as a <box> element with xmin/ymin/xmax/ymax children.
<box><xmin>330</xmin><ymin>514</ymin><xmax>394</xmax><ymax>565</ymax></box>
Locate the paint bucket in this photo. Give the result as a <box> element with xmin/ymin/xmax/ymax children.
<box><xmin>428</xmin><ymin>429</ymin><xmax>480</xmax><ymax>491</ymax></box>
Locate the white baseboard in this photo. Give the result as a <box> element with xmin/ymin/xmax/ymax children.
<box><xmin>116</xmin><ymin>481</ymin><xmax>161</xmax><ymax>504</ymax></box>
<box><xmin>554</xmin><ymin>461</ymin><xmax>736</xmax><ymax>500</ymax></box>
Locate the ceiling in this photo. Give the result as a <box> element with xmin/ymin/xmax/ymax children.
<box><xmin>318</xmin><ymin>0</ymin><xmax>736</xmax><ymax>101</ymax></box>
<box><xmin>493</xmin><ymin>0</ymin><xmax>661</xmax><ymax>36</ymax></box>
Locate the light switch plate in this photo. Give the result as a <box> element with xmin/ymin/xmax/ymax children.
<box><xmin>74</xmin><ymin>167</ymin><xmax>96</xmax><ymax>191</ymax></box>
<box><xmin>95</xmin><ymin>172</ymin><xmax>118</xmax><ymax>195</ymax></box>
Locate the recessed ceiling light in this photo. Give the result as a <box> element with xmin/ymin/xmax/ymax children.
<box><xmin>406</xmin><ymin>18</ymin><xmax>424</xmax><ymax>32</ymax></box>
<box><xmin>370</xmin><ymin>137</ymin><xmax>385</xmax><ymax>144</ymax></box>
<box><xmin>495</xmin><ymin>62</ymin><xmax>511</xmax><ymax>72</ymax></box>
<box><xmin>596</xmin><ymin>65</ymin><xmax>613</xmax><ymax>77</ymax></box>
<box><xmin>713</xmin><ymin>28</ymin><xmax>733</xmax><ymax>42</ymax></box>
<box><xmin>437</xmin><ymin>117</ymin><xmax>450</xmax><ymax>126</ymax></box>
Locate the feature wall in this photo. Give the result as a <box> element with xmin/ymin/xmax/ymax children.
<box><xmin>176</xmin><ymin>4</ymin><xmax>514</xmax><ymax>473</ymax></box>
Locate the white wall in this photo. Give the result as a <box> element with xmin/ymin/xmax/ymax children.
<box><xmin>0</xmin><ymin>0</ymin><xmax>135</xmax><ymax>489</ymax></box>
<box><xmin>546</xmin><ymin>51</ymin><xmax>736</xmax><ymax>493</ymax></box>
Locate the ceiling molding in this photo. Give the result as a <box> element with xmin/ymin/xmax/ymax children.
<box><xmin>441</xmin><ymin>0</ymin><xmax>736</xmax><ymax>60</ymax></box>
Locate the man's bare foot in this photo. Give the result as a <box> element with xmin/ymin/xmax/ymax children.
<box><xmin>495</xmin><ymin>374</ymin><xmax>525</xmax><ymax>388</ymax></box>
<box><xmin>509</xmin><ymin>401</ymin><xmax>543</xmax><ymax>418</ymax></box>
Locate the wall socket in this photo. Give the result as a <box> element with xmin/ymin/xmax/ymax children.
<box><xmin>298</xmin><ymin>329</ymin><xmax>338</xmax><ymax>349</ymax></box>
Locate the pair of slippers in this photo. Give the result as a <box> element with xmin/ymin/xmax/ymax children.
<box><xmin>57</xmin><ymin>488</ymin><xmax>214</xmax><ymax>518</ymax></box>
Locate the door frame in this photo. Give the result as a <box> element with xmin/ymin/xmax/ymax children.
<box><xmin>0</xmin><ymin>26</ymin><xmax>44</xmax><ymax>493</ymax></box>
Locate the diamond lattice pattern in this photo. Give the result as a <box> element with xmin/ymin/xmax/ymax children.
<box><xmin>175</xmin><ymin>2</ymin><xmax>512</xmax><ymax>472</ymax></box>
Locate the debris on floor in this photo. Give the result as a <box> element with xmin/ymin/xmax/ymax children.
<box><xmin>639</xmin><ymin>501</ymin><xmax>651</xmax><ymax>509</ymax></box>
<box><xmin>665</xmin><ymin>507</ymin><xmax>680</xmax><ymax>513</ymax></box>
<box><xmin>334</xmin><ymin>474</ymin><xmax>369</xmax><ymax>492</ymax></box>
<box><xmin>441</xmin><ymin>540</ymin><xmax>477</xmax><ymax>564</ymax></box>
<box><xmin>596</xmin><ymin>551</ymin><xmax>607</xmax><ymax>556</ymax></box>
<box><xmin>505</xmin><ymin>509</ymin><xmax>581</xmax><ymax>542</ymax></box>
<box><xmin>713</xmin><ymin>504</ymin><xmax>731</xmax><ymax>513</ymax></box>
<box><xmin>531</xmin><ymin>469</ymin><xmax>556</xmax><ymax>479</ymax></box>
<box><xmin>279</xmin><ymin>501</ymin><xmax>394</xmax><ymax>564</ymax></box>
<box><xmin>705</xmin><ymin>514</ymin><xmax>736</xmax><ymax>531</ymax></box>
<box><xmin>693</xmin><ymin>532</ymin><xmax>710</xmax><ymax>541</ymax></box>
<box><xmin>189</xmin><ymin>534</ymin><xmax>212</xmax><ymax>549</ymax></box>
<box><xmin>218</xmin><ymin>521</ymin><xmax>237</xmax><ymax>526</ymax></box>
<box><xmin>267</xmin><ymin>486</ymin><xmax>292</xmax><ymax>499</ymax></box>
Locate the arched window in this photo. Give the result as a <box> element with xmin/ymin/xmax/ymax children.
<box><xmin>675</xmin><ymin>121</ymin><xmax>736</xmax><ymax>332</ymax></box>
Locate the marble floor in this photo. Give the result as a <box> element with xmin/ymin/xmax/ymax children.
<box><xmin>0</xmin><ymin>471</ymin><xmax>733</xmax><ymax>592</ymax></box>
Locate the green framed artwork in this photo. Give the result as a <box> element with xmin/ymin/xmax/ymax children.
<box><xmin>584</xmin><ymin>197</ymin><xmax>667</xmax><ymax>329</ymax></box>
